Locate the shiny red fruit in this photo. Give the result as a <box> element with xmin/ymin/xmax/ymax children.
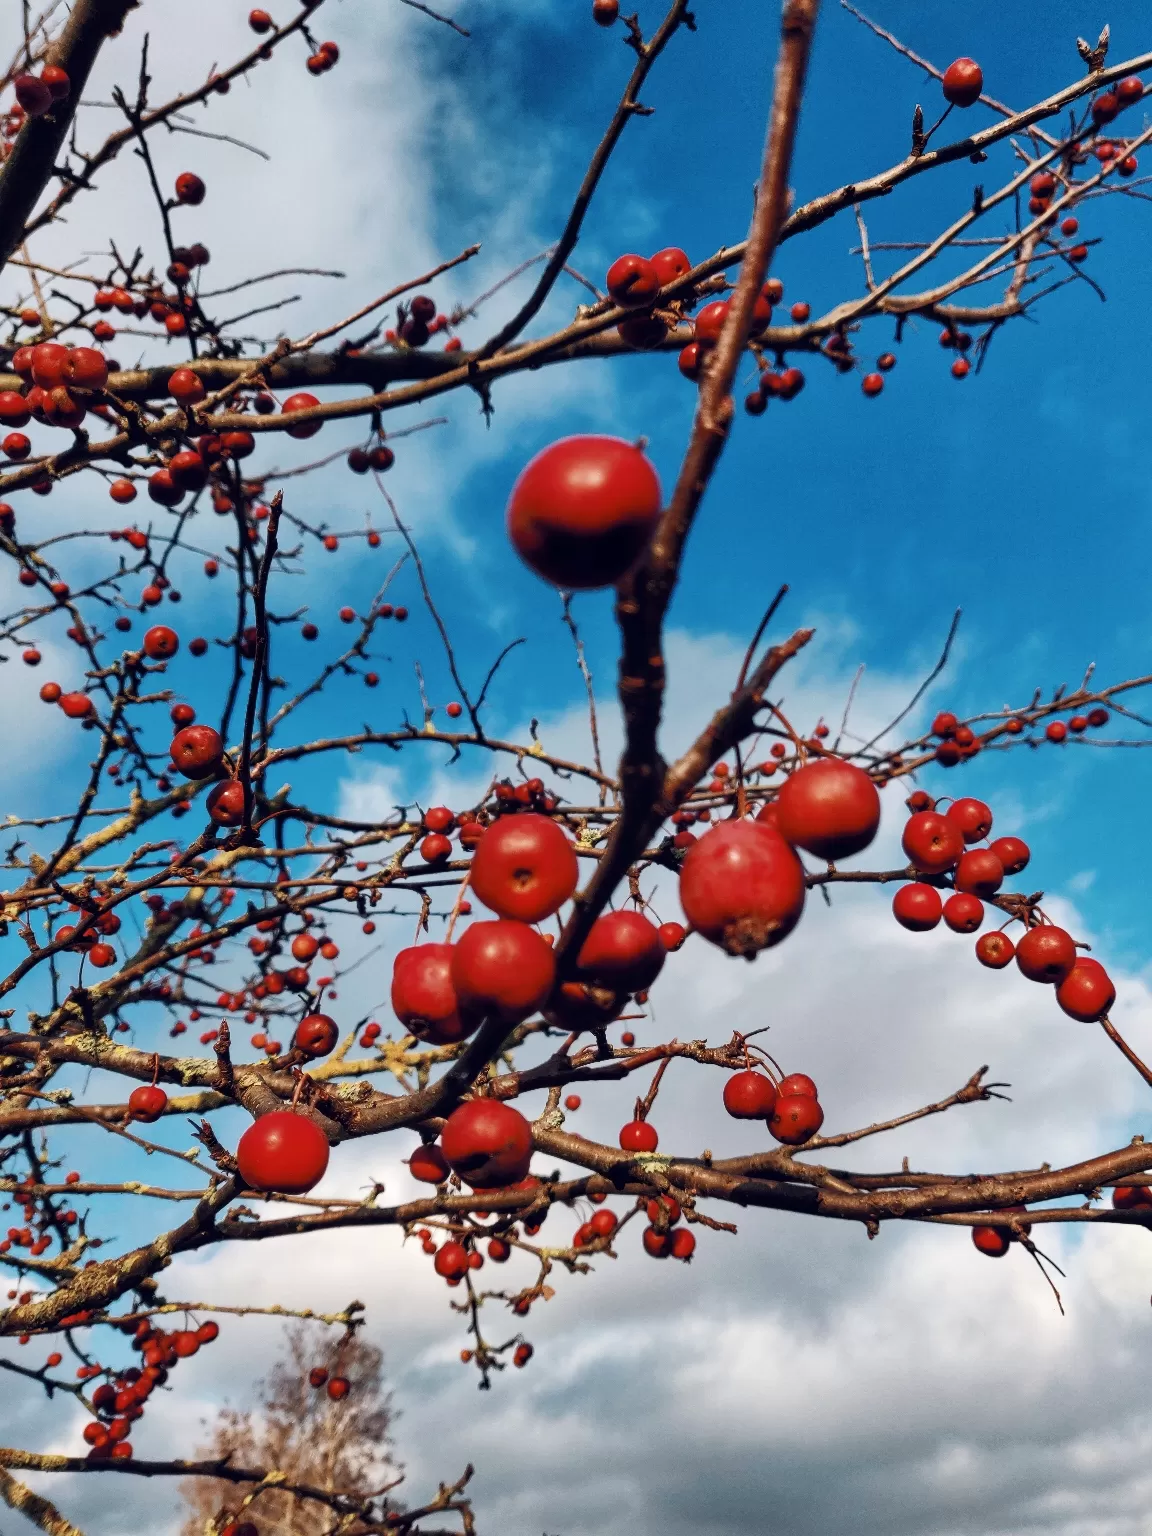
<box><xmin>619</xmin><ymin>1120</ymin><xmax>659</xmax><ymax>1153</ymax></box>
<box><xmin>441</xmin><ymin>1099</ymin><xmax>533</xmax><ymax>1188</ymax></box>
<box><xmin>901</xmin><ymin>811</ymin><xmax>963</xmax><ymax>875</ymax></box>
<box><xmin>1056</xmin><ymin>960</ymin><xmax>1115</xmax><ymax>1021</ymax></box>
<box><xmin>693</xmin><ymin>300</ymin><xmax>730</xmax><ymax>343</ymax></box>
<box><xmin>942</xmin><ymin>57</ymin><xmax>983</xmax><ymax>107</ymax></box>
<box><xmin>678</xmin><ymin>820</ymin><xmax>805</xmax><ymax>957</ymax></box>
<box><xmin>972</xmin><ymin>1225</ymin><xmax>1010</xmax><ymax>1257</ymax></box>
<box><xmin>433</xmin><ymin>1241</ymin><xmax>469</xmax><ymax>1280</ymax></box>
<box><xmin>282</xmin><ymin>392</ymin><xmax>321</xmax><ymax>438</ymax></box>
<box><xmin>577</xmin><ymin>909</ymin><xmax>665</xmax><ymax>991</ymax></box>
<box><xmin>642</xmin><ymin>1226</ymin><xmax>671</xmax><ymax>1258</ymax></box>
<box><xmin>450</xmin><ymin>920</ymin><xmax>555</xmax><ymax>1024</ymax></box>
<box><xmin>1015</xmin><ymin>925</ymin><xmax>1077</xmax><ymax>984</ymax></box>
<box><xmin>943</xmin><ymin>892</ymin><xmax>983</xmax><ymax>933</ymax></box>
<box><xmin>650</xmin><ymin>246</ymin><xmax>691</xmax><ymax>285</ymax></box>
<box><xmin>892</xmin><ymin>882</ymin><xmax>943</xmax><ymax>932</ymax></box>
<box><xmin>469</xmin><ymin>812</ymin><xmax>578</xmax><ymax>921</ymax></box>
<box><xmin>988</xmin><ymin>835</ymin><xmax>1029</xmax><ymax>875</ymax></box>
<box><xmin>777</xmin><ymin>1073</ymin><xmax>817</xmax><ymax>1098</ymax></box>
<box><xmin>506</xmin><ymin>436</ymin><xmax>662</xmax><ymax>590</ymax></box>
<box><xmin>775</xmin><ymin>758</ymin><xmax>880</xmax><ymax>861</ymax></box>
<box><xmin>128</xmin><ymin>1085</ymin><xmax>168</xmax><ymax>1123</ymax></box>
<box><xmin>975</xmin><ymin>931</ymin><xmax>1015</xmax><ymax>969</ymax></box>
<box><xmin>945</xmin><ymin>797</ymin><xmax>992</xmax><ymax>843</ymax></box>
<box><xmin>605</xmin><ymin>253</ymin><xmax>660</xmax><ymax>306</ymax></box>
<box><xmin>171</xmin><ymin>724</ymin><xmax>224</xmax><ymax>778</ymax></box>
<box><xmin>953</xmin><ymin>849</ymin><xmax>1004</xmax><ymax>898</ymax></box>
<box><xmin>206</xmin><ymin>781</ymin><xmax>245</xmax><ymax>826</ymax></box>
<box><xmin>769</xmin><ymin>1094</ymin><xmax>824</xmax><ymax>1145</ymax></box>
<box><xmin>722</xmin><ymin>1070</ymin><xmax>778</xmax><ymax>1119</ymax></box>
<box><xmin>658</xmin><ymin>920</ymin><xmax>686</xmax><ymax>951</ymax></box>
<box><xmin>174</xmin><ymin>172</ymin><xmax>206</xmax><ymax>205</ymax></box>
<box><xmin>236</xmin><ymin>1111</ymin><xmax>330</xmax><ymax>1193</ymax></box>
<box><xmin>409</xmin><ymin>1143</ymin><xmax>450</xmax><ymax>1183</ymax></box>
<box><xmin>142</xmin><ymin>625</ymin><xmax>179</xmax><ymax>659</ymax></box>
<box><xmin>391</xmin><ymin>944</ymin><xmax>473</xmax><ymax>1044</ymax></box>
<box><xmin>294</xmin><ymin>1013</ymin><xmax>339</xmax><ymax>1056</ymax></box>
<box><xmin>168</xmin><ymin>368</ymin><xmax>205</xmax><ymax>405</ymax></box>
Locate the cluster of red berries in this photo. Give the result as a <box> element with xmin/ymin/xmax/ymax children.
<box><xmin>83</xmin><ymin>1316</ymin><xmax>221</xmax><ymax>1461</ymax></box>
<box><xmin>892</xmin><ymin>788</ymin><xmax>1115</xmax><ymax>1021</ymax></box>
<box><xmin>307</xmin><ymin>1365</ymin><xmax>351</xmax><ymax>1398</ymax></box>
<box><xmin>10</xmin><ymin>65</ymin><xmax>70</xmax><ymax>121</ymax></box>
<box><xmin>722</xmin><ymin>1068</ymin><xmax>824</xmax><ymax>1144</ymax></box>
<box><xmin>1</xmin><ymin>1172</ymin><xmax>79</xmax><ymax>1258</ymax></box>
<box><xmin>930</xmin><ymin>703</ymin><xmax>1112</xmax><ymax>767</ymax></box>
<box><xmin>385</xmin><ymin>293</ymin><xmax>457</xmax><ymax>351</ymax></box>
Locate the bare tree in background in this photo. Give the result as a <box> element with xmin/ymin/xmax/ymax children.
<box><xmin>181</xmin><ymin>1325</ymin><xmax>399</xmax><ymax>1536</ymax></box>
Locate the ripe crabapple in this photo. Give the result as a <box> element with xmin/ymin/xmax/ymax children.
<box><xmin>506</xmin><ymin>436</ymin><xmax>662</xmax><ymax>590</ymax></box>
<box><xmin>892</xmin><ymin>882</ymin><xmax>943</xmax><ymax>932</ymax></box>
<box><xmin>942</xmin><ymin>57</ymin><xmax>983</xmax><ymax>107</ymax></box>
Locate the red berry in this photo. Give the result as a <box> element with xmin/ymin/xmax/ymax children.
<box><xmin>892</xmin><ymin>882</ymin><xmax>943</xmax><ymax>932</ymax></box>
<box><xmin>1056</xmin><ymin>959</ymin><xmax>1115</xmax><ymax>1021</ymax></box>
<box><xmin>1015</xmin><ymin>926</ymin><xmax>1077</xmax><ymax>984</ymax></box>
<box><xmin>294</xmin><ymin>1013</ymin><xmax>339</xmax><ymax>1057</ymax></box>
<box><xmin>619</xmin><ymin>1120</ymin><xmax>658</xmax><ymax>1153</ymax></box>
<box><xmin>975</xmin><ymin>931</ymin><xmax>1015</xmax><ymax>969</ymax></box>
<box><xmin>769</xmin><ymin>1094</ymin><xmax>824</xmax><ymax>1145</ymax></box>
<box><xmin>577</xmin><ymin>909</ymin><xmax>665</xmax><ymax>992</ymax></box>
<box><xmin>942</xmin><ymin>57</ymin><xmax>983</xmax><ymax>107</ymax></box>
<box><xmin>693</xmin><ymin>300</ymin><xmax>730</xmax><ymax>344</ymax></box>
<box><xmin>988</xmin><ymin>835</ymin><xmax>1029</xmax><ymax>875</ymax></box>
<box><xmin>678</xmin><ymin>343</ymin><xmax>703</xmax><ymax>380</ymax></box>
<box><xmin>678</xmin><ymin>820</ymin><xmax>805</xmax><ymax>958</ymax></box>
<box><xmin>658</xmin><ymin>920</ymin><xmax>686</xmax><ymax>951</ymax></box>
<box><xmin>434</xmin><ymin>1241</ymin><xmax>469</xmax><ymax>1280</ymax></box>
<box><xmin>14</xmin><ymin>76</ymin><xmax>53</xmax><ymax>117</ymax></box>
<box><xmin>420</xmin><ymin>832</ymin><xmax>452</xmax><ymax>863</ymax></box>
<box><xmin>59</xmin><ymin>692</ymin><xmax>94</xmax><ymax>719</ymax></box>
<box><xmin>468</xmin><ymin>812</ymin><xmax>578</xmax><ymax>922</ymax></box>
<box><xmin>41</xmin><ymin>65</ymin><xmax>71</xmax><ymax>100</ymax></box>
<box><xmin>391</xmin><ymin>944</ymin><xmax>471</xmax><ymax>1044</ymax></box>
<box><xmin>945</xmin><ymin>797</ymin><xmax>992</xmax><ymax>843</ymax></box>
<box><xmin>605</xmin><ymin>254</ymin><xmax>660</xmax><ymax>306</ymax></box>
<box><xmin>1112</xmin><ymin>1183</ymin><xmax>1152</xmax><ymax>1209</ymax></box>
<box><xmin>506</xmin><ymin>436</ymin><xmax>662</xmax><ymax>590</ymax></box>
<box><xmin>953</xmin><ymin>849</ymin><xmax>1004</xmax><ymax>898</ymax></box>
<box><xmin>777</xmin><ymin>1073</ymin><xmax>817</xmax><ymax>1098</ymax></box>
<box><xmin>901</xmin><ymin>812</ymin><xmax>964</xmax><ymax>875</ymax></box>
<box><xmin>174</xmin><ymin>172</ymin><xmax>205</xmax><ymax>205</ymax></box>
<box><xmin>861</xmin><ymin>373</ymin><xmax>884</xmax><ymax>398</ymax></box>
<box><xmin>282</xmin><ymin>392</ymin><xmax>322</xmax><ymax>439</ymax></box>
<box><xmin>327</xmin><ymin>1376</ymin><xmax>350</xmax><ymax>1400</ymax></box>
<box><xmin>451</xmin><ymin>921</ymin><xmax>555</xmax><ymax>1024</ymax></box>
<box><xmin>592</xmin><ymin>0</ymin><xmax>619</xmax><ymax>23</ymax></box>
<box><xmin>722</xmin><ymin>1070</ymin><xmax>778</xmax><ymax>1119</ymax></box>
<box><xmin>650</xmin><ymin>246</ymin><xmax>690</xmax><ymax>285</ymax></box>
<box><xmin>441</xmin><ymin>1099</ymin><xmax>532</xmax><ymax>1189</ymax></box>
<box><xmin>943</xmin><ymin>892</ymin><xmax>983</xmax><ymax>934</ymax></box>
<box><xmin>171</xmin><ymin>724</ymin><xmax>224</xmax><ymax>778</ymax></box>
<box><xmin>142</xmin><ymin>625</ymin><xmax>179</xmax><ymax>660</ymax></box>
<box><xmin>774</xmin><ymin>758</ymin><xmax>880</xmax><ymax>862</ymax></box>
<box><xmin>206</xmin><ymin>781</ymin><xmax>245</xmax><ymax>826</ymax></box>
<box><xmin>972</xmin><ymin>1225</ymin><xmax>1010</xmax><ymax>1257</ymax></box>
<box><xmin>236</xmin><ymin>1111</ymin><xmax>330</xmax><ymax>1193</ymax></box>
<box><xmin>127</xmin><ymin>1085</ymin><xmax>168</xmax><ymax>1123</ymax></box>
<box><xmin>410</xmin><ymin>1143</ymin><xmax>450</xmax><ymax>1183</ymax></box>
